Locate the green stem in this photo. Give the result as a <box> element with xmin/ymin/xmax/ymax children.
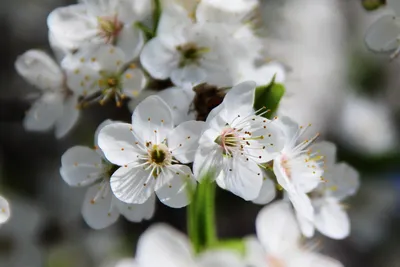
<box><xmin>153</xmin><ymin>0</ymin><xmax>162</xmax><ymax>35</ymax></box>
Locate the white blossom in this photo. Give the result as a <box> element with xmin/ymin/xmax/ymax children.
<box><xmin>365</xmin><ymin>0</ymin><xmax>400</xmax><ymax>58</ymax></box>
<box><xmin>15</xmin><ymin>50</ymin><xmax>81</xmax><ymax>138</ymax></box>
<box><xmin>0</xmin><ymin>195</ymin><xmax>10</xmax><ymax>226</ymax></box>
<box><xmin>61</xmin><ymin>44</ymin><xmax>147</xmax><ymax>106</ymax></box>
<box><xmin>193</xmin><ymin>81</ymin><xmax>285</xmax><ymax>201</ymax></box>
<box><xmin>246</xmin><ymin>201</ymin><xmax>343</xmax><ymax>267</ymax></box>
<box><xmin>295</xmin><ymin>141</ymin><xmax>360</xmax><ymax>240</ymax></box>
<box><xmin>60</xmin><ymin>120</ymin><xmax>155</xmax><ymax>229</ymax></box>
<box><xmin>271</xmin><ymin>116</ymin><xmax>324</xmax><ymax>221</ymax></box>
<box><xmin>47</xmin><ymin>0</ymin><xmax>150</xmax><ymax>61</ymax></box>
<box><xmin>98</xmin><ymin>95</ymin><xmax>203</xmax><ymax>205</ymax></box>
<box><xmin>114</xmin><ymin>224</ymin><xmax>244</xmax><ymax>267</ymax></box>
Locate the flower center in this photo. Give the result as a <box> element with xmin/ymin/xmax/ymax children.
<box><xmin>176</xmin><ymin>42</ymin><xmax>209</xmax><ymax>67</ymax></box>
<box><xmin>148</xmin><ymin>144</ymin><xmax>172</xmax><ymax>166</ymax></box>
<box><xmin>96</xmin><ymin>73</ymin><xmax>126</xmax><ymax>107</ymax></box>
<box><xmin>215</xmin><ymin>128</ymin><xmax>239</xmax><ymax>155</ymax></box>
<box><xmin>281</xmin><ymin>155</ymin><xmax>292</xmax><ymax>179</ymax></box>
<box><xmin>97</xmin><ymin>15</ymin><xmax>123</xmax><ymax>44</ymax></box>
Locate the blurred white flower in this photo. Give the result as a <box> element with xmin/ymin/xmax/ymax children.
<box><xmin>193</xmin><ymin>81</ymin><xmax>285</xmax><ymax>201</ymax></box>
<box><xmin>98</xmin><ymin>95</ymin><xmax>203</xmax><ymax>205</ymax></box>
<box><xmin>60</xmin><ymin>120</ymin><xmax>155</xmax><ymax>229</ymax></box>
<box><xmin>336</xmin><ymin>94</ymin><xmax>397</xmax><ymax>155</ymax></box>
<box><xmin>114</xmin><ymin>224</ymin><xmax>243</xmax><ymax>267</ymax></box>
<box><xmin>247</xmin><ymin>201</ymin><xmax>343</xmax><ymax>267</ymax></box>
<box><xmin>61</xmin><ymin>44</ymin><xmax>147</xmax><ymax>106</ymax></box>
<box><xmin>365</xmin><ymin>0</ymin><xmax>400</xmax><ymax>58</ymax></box>
<box><xmin>0</xmin><ymin>195</ymin><xmax>10</xmax><ymax>226</ymax></box>
<box><xmin>295</xmin><ymin>141</ymin><xmax>360</xmax><ymax>240</ymax></box>
<box><xmin>47</xmin><ymin>0</ymin><xmax>150</xmax><ymax>61</ymax></box>
<box><xmin>140</xmin><ymin>6</ymin><xmax>237</xmax><ymax>88</ymax></box>
<box><xmin>272</xmin><ymin>116</ymin><xmax>324</xmax><ymax>221</ymax></box>
<box><xmin>15</xmin><ymin>50</ymin><xmax>81</xmax><ymax>138</ymax></box>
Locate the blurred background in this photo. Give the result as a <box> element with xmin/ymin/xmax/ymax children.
<box><xmin>0</xmin><ymin>0</ymin><xmax>399</xmax><ymax>266</ymax></box>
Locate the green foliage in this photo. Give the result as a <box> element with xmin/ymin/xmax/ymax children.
<box><xmin>362</xmin><ymin>0</ymin><xmax>386</xmax><ymax>11</ymax></box>
<box><xmin>254</xmin><ymin>76</ymin><xmax>285</xmax><ymax>119</ymax></box>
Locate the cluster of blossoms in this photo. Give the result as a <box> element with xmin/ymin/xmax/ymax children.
<box><xmin>12</xmin><ymin>0</ymin><xmax>363</xmax><ymax>266</ymax></box>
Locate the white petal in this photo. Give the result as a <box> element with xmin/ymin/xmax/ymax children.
<box><xmin>365</xmin><ymin>15</ymin><xmax>400</xmax><ymax>52</ymax></box>
<box><xmin>222</xmin><ymin>156</ymin><xmax>263</xmax><ymax>201</ymax></box>
<box><xmin>47</xmin><ymin>4</ymin><xmax>98</xmax><ymax>50</ymax></box>
<box><xmin>115</xmin><ymin>258</ymin><xmax>138</xmax><ymax>267</ymax></box>
<box><xmin>287</xmin><ymin>190</ymin><xmax>314</xmax><ymax>222</ymax></box>
<box><xmin>98</xmin><ymin>122</ymin><xmax>143</xmax><ymax>166</ymax></box>
<box><xmin>325</xmin><ymin>163</ymin><xmax>360</xmax><ymax>201</ymax></box>
<box><xmin>170</xmin><ymin>65</ymin><xmax>207</xmax><ymax>89</ymax></box>
<box><xmin>310</xmin><ymin>141</ymin><xmax>337</xmax><ymax>167</ymax></box>
<box><xmin>121</xmin><ymin>68</ymin><xmax>147</xmax><ymax>97</ymax></box>
<box><xmin>15</xmin><ymin>50</ymin><xmax>63</xmax><ymax>90</ymax></box>
<box><xmin>252</xmin><ymin>177</ymin><xmax>276</xmax><ymax>205</ymax></box>
<box><xmin>295</xmin><ymin>211</ymin><xmax>315</xmax><ymax>238</ymax></box>
<box><xmin>388</xmin><ymin>0</ymin><xmax>400</xmax><ymax>15</ymax></box>
<box><xmin>288</xmin><ymin>252</ymin><xmax>344</xmax><ymax>267</ymax></box>
<box><xmin>117</xmin><ymin>24</ymin><xmax>145</xmax><ymax>61</ymax></box>
<box><xmin>131</xmin><ymin>95</ymin><xmax>174</xmax><ymax>143</ymax></box>
<box><xmin>156</xmin><ymin>165</ymin><xmax>196</xmax><ymax>208</ymax></box>
<box><xmin>23</xmin><ymin>93</ymin><xmax>63</xmax><ymax>132</ymax></box>
<box><xmin>116</xmin><ymin>193</ymin><xmax>156</xmax><ymax>222</ymax></box>
<box><xmin>0</xmin><ymin>196</ymin><xmax>10</xmax><ymax>224</ymax></box>
<box><xmin>82</xmin><ymin>184</ymin><xmax>120</xmax><ymax>229</ymax></box>
<box><xmin>275</xmin><ymin>116</ymin><xmax>299</xmax><ymax>146</ymax></box>
<box><xmin>110</xmin><ymin>165</ymin><xmax>155</xmax><ymax>204</ymax></box>
<box><xmin>193</xmin><ymin>145</ymin><xmax>223</xmax><ymax>181</ymax></box>
<box><xmin>55</xmin><ymin>95</ymin><xmax>80</xmax><ymax>139</ymax></box>
<box><xmin>140</xmin><ymin>38</ymin><xmax>178</xmax><ymax>80</ymax></box>
<box><xmin>314</xmin><ymin>199</ymin><xmax>350</xmax><ymax>240</ymax></box>
<box><xmin>244</xmin><ymin>237</ymin><xmax>267</xmax><ymax>267</ymax></box>
<box><xmin>256</xmin><ymin>201</ymin><xmax>301</xmax><ymax>255</ymax></box>
<box><xmin>221</xmin><ymin>81</ymin><xmax>256</xmax><ymax>121</ymax></box>
<box><xmin>60</xmin><ymin>146</ymin><xmax>104</xmax><ymax>187</ymax></box>
<box><xmin>49</xmin><ymin>31</ymin><xmax>70</xmax><ymax>63</ymax></box>
<box><xmin>157</xmin><ymin>87</ymin><xmax>195</xmax><ymax>125</ymax></box>
<box><xmin>273</xmin><ymin>154</ymin><xmax>295</xmax><ymax>192</ymax></box>
<box><xmin>94</xmin><ymin>119</ymin><xmax>114</xmax><ymax>149</ymax></box>
<box><xmin>88</xmin><ymin>44</ymin><xmax>126</xmax><ymax>73</ymax></box>
<box><xmin>136</xmin><ymin>224</ymin><xmax>194</xmax><ymax>267</ymax></box>
<box><xmin>168</xmin><ymin>121</ymin><xmax>205</xmax><ymax>163</ymax></box>
<box><xmin>197</xmin><ymin>250</ymin><xmax>244</xmax><ymax>267</ymax></box>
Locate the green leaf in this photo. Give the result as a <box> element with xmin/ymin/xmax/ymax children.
<box><xmin>361</xmin><ymin>0</ymin><xmax>386</xmax><ymax>11</ymax></box>
<box><xmin>254</xmin><ymin>76</ymin><xmax>285</xmax><ymax>119</ymax></box>
<box><xmin>209</xmin><ymin>239</ymin><xmax>247</xmax><ymax>256</ymax></box>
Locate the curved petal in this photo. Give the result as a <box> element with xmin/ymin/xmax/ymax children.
<box><xmin>198</xmin><ymin>250</ymin><xmax>243</xmax><ymax>267</ymax></box>
<box><xmin>252</xmin><ymin>177</ymin><xmax>276</xmax><ymax>205</ymax></box>
<box><xmin>60</xmin><ymin>146</ymin><xmax>104</xmax><ymax>187</ymax></box>
<box><xmin>157</xmin><ymin>87</ymin><xmax>195</xmax><ymax>125</ymax></box>
<box><xmin>131</xmin><ymin>95</ymin><xmax>174</xmax><ymax>144</ymax></box>
<box><xmin>121</xmin><ymin>68</ymin><xmax>147</xmax><ymax>97</ymax></box>
<box><xmin>0</xmin><ymin>196</ymin><xmax>10</xmax><ymax>224</ymax></box>
<box><xmin>170</xmin><ymin>65</ymin><xmax>207</xmax><ymax>89</ymax></box>
<box><xmin>23</xmin><ymin>93</ymin><xmax>63</xmax><ymax>132</ymax></box>
<box><xmin>325</xmin><ymin>163</ymin><xmax>360</xmax><ymax>201</ymax></box>
<box><xmin>288</xmin><ymin>251</ymin><xmax>344</xmax><ymax>267</ymax></box>
<box><xmin>47</xmin><ymin>4</ymin><xmax>98</xmax><ymax>50</ymax></box>
<box><xmin>136</xmin><ymin>224</ymin><xmax>194</xmax><ymax>267</ymax></box>
<box><xmin>365</xmin><ymin>15</ymin><xmax>400</xmax><ymax>52</ymax></box>
<box><xmin>222</xmin><ymin>156</ymin><xmax>263</xmax><ymax>201</ymax></box>
<box><xmin>295</xmin><ymin>211</ymin><xmax>315</xmax><ymax>238</ymax></box>
<box><xmin>115</xmin><ymin>258</ymin><xmax>138</xmax><ymax>267</ymax></box>
<box><xmin>314</xmin><ymin>199</ymin><xmax>350</xmax><ymax>240</ymax></box>
<box><xmin>156</xmin><ymin>165</ymin><xmax>196</xmax><ymax>208</ymax></box>
<box><xmin>97</xmin><ymin>122</ymin><xmax>143</xmax><ymax>166</ymax></box>
<box><xmin>116</xmin><ymin>193</ymin><xmax>156</xmax><ymax>222</ymax></box>
<box><xmin>168</xmin><ymin>121</ymin><xmax>205</xmax><ymax>163</ymax></box>
<box><xmin>15</xmin><ymin>50</ymin><xmax>63</xmax><ymax>90</ymax></box>
<box><xmin>256</xmin><ymin>201</ymin><xmax>300</xmax><ymax>255</ymax></box>
<box><xmin>94</xmin><ymin>119</ymin><xmax>114</xmax><ymax>149</ymax></box>
<box><xmin>244</xmin><ymin>237</ymin><xmax>268</xmax><ymax>267</ymax></box>
<box><xmin>55</xmin><ymin>95</ymin><xmax>80</xmax><ymax>139</ymax></box>
<box><xmin>140</xmin><ymin>38</ymin><xmax>178</xmax><ymax>79</ymax></box>
<box><xmin>110</xmin><ymin>165</ymin><xmax>155</xmax><ymax>204</ymax></box>
<box><xmin>287</xmin><ymin>190</ymin><xmax>314</xmax><ymax>222</ymax></box>
<box><xmin>193</xmin><ymin>145</ymin><xmax>223</xmax><ymax>181</ymax></box>
<box><xmin>117</xmin><ymin>24</ymin><xmax>145</xmax><ymax>61</ymax></box>
<box><xmin>388</xmin><ymin>0</ymin><xmax>400</xmax><ymax>15</ymax></box>
<box><xmin>223</xmin><ymin>81</ymin><xmax>256</xmax><ymax>121</ymax></box>
<box><xmin>81</xmin><ymin>184</ymin><xmax>120</xmax><ymax>229</ymax></box>
<box><xmin>310</xmin><ymin>141</ymin><xmax>337</xmax><ymax>167</ymax></box>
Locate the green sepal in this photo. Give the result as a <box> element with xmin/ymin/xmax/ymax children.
<box><xmin>254</xmin><ymin>75</ymin><xmax>285</xmax><ymax>119</ymax></box>
<box><xmin>208</xmin><ymin>239</ymin><xmax>247</xmax><ymax>257</ymax></box>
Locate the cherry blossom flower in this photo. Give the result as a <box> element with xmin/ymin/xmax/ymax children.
<box><xmin>271</xmin><ymin>116</ymin><xmax>324</xmax><ymax>221</ymax></box>
<box><xmin>114</xmin><ymin>224</ymin><xmax>243</xmax><ymax>267</ymax></box>
<box><xmin>60</xmin><ymin>121</ymin><xmax>155</xmax><ymax>229</ymax></box>
<box><xmin>246</xmin><ymin>201</ymin><xmax>343</xmax><ymax>267</ymax></box>
<box><xmin>140</xmin><ymin>5</ymin><xmax>238</xmax><ymax>88</ymax></box>
<box><xmin>98</xmin><ymin>95</ymin><xmax>203</xmax><ymax>205</ymax></box>
<box><xmin>365</xmin><ymin>0</ymin><xmax>400</xmax><ymax>58</ymax></box>
<box><xmin>295</xmin><ymin>141</ymin><xmax>360</xmax><ymax>240</ymax></box>
<box><xmin>61</xmin><ymin>44</ymin><xmax>147</xmax><ymax>107</ymax></box>
<box><xmin>0</xmin><ymin>195</ymin><xmax>10</xmax><ymax>226</ymax></box>
<box><xmin>15</xmin><ymin>50</ymin><xmax>81</xmax><ymax>138</ymax></box>
<box><xmin>47</xmin><ymin>0</ymin><xmax>151</xmax><ymax>61</ymax></box>
<box><xmin>193</xmin><ymin>81</ymin><xmax>285</xmax><ymax>201</ymax></box>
